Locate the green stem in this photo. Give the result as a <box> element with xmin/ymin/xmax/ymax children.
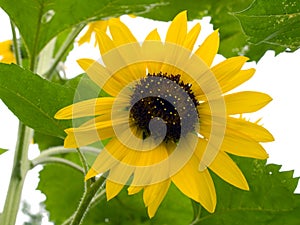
<box><xmin>44</xmin><ymin>24</ymin><xmax>85</xmax><ymax>80</ymax></box>
<box><xmin>62</xmin><ymin>189</ymin><xmax>106</xmax><ymax>225</ymax></box>
<box><xmin>190</xmin><ymin>200</ymin><xmax>202</xmax><ymax>225</ymax></box>
<box><xmin>10</xmin><ymin>21</ymin><xmax>22</xmax><ymax>65</ymax></box>
<box><xmin>31</xmin><ymin>156</ymin><xmax>84</xmax><ymax>174</ymax></box>
<box><xmin>1</xmin><ymin>22</ymin><xmax>34</xmax><ymax>225</ymax></box>
<box><xmin>70</xmin><ymin>176</ymin><xmax>106</xmax><ymax>225</ymax></box>
<box><xmin>76</xmin><ymin>148</ymin><xmax>89</xmax><ymax>175</ymax></box>
<box><xmin>33</xmin><ymin>146</ymin><xmax>99</xmax><ymax>163</ymax></box>
<box><xmin>1</xmin><ymin>124</ymin><xmax>33</xmax><ymax>225</ymax></box>
<box><xmin>75</xmin><ymin>148</ymin><xmax>90</xmax><ymax>190</ymax></box>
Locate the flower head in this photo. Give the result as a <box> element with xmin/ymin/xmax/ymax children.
<box><xmin>55</xmin><ymin>11</ymin><xmax>274</xmax><ymax>218</ymax></box>
<box><xmin>0</xmin><ymin>40</ymin><xmax>15</xmax><ymax>63</ymax></box>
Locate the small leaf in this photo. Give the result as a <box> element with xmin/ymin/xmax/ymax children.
<box><xmin>0</xmin><ymin>148</ymin><xmax>8</xmax><ymax>155</ymax></box>
<box><xmin>234</xmin><ymin>0</ymin><xmax>300</xmax><ymax>51</ymax></box>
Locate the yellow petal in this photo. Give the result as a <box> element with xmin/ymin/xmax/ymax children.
<box><xmin>195</xmin><ymin>29</ymin><xmax>219</xmax><ymax>67</ymax></box>
<box><xmin>195</xmin><ymin>140</ymin><xmax>249</xmax><ymax>190</ymax></box>
<box><xmin>77</xmin><ymin>58</ymin><xmax>123</xmax><ymax>96</ymax></box>
<box><xmin>210</xmin><ymin>151</ymin><xmax>249</xmax><ymax>190</ymax></box>
<box><xmin>165</xmin><ymin>11</ymin><xmax>187</xmax><ymax>45</ymax></box>
<box><xmin>145</xmin><ymin>28</ymin><xmax>161</xmax><ymax>41</ymax></box>
<box><xmin>221</xmin><ymin>131</ymin><xmax>269</xmax><ymax>159</ymax></box>
<box><xmin>130</xmin><ymin>144</ymin><xmax>169</xmax><ymax>186</ymax></box>
<box><xmin>95</xmin><ymin>30</ymin><xmax>115</xmax><ymax>55</ymax></box>
<box><xmin>63</xmin><ymin>120</ymin><xmax>115</xmax><ymax>148</ymax></box>
<box><xmin>224</xmin><ymin>91</ymin><xmax>272</xmax><ymax>114</ymax></box>
<box><xmin>96</xmin><ymin>29</ymin><xmax>144</xmax><ymax>83</ymax></box>
<box><xmin>109</xmin><ymin>18</ymin><xmax>137</xmax><ymax>45</ymax></box>
<box><xmin>84</xmin><ymin>138</ymin><xmax>128</xmax><ymax>178</ymax></box>
<box><xmin>78</xmin><ymin>25</ymin><xmax>94</xmax><ymax>45</ymax></box>
<box><xmin>79</xmin><ymin>113</ymin><xmax>111</xmax><ymax>127</ymax></box>
<box><xmin>108</xmin><ymin>161</ymin><xmax>135</xmax><ymax>185</ymax></box>
<box><xmin>183</xmin><ymin>23</ymin><xmax>201</xmax><ymax>51</ymax></box>
<box><xmin>226</xmin><ymin>117</ymin><xmax>274</xmax><ymax>142</ymax></box>
<box><xmin>161</xmin><ymin>11</ymin><xmax>189</xmax><ymax>75</ymax></box>
<box><xmin>109</xmin><ymin>19</ymin><xmax>145</xmax><ymax>81</ymax></box>
<box><xmin>171</xmin><ymin>155</ymin><xmax>216</xmax><ymax>213</ymax></box>
<box><xmin>128</xmin><ymin>186</ymin><xmax>143</xmax><ymax>195</ymax></box>
<box><xmin>78</xmin><ymin>21</ymin><xmax>108</xmax><ymax>45</ymax></box>
<box><xmin>221</xmin><ymin>68</ymin><xmax>255</xmax><ymax>93</ymax></box>
<box><xmin>85</xmin><ymin>167</ymin><xmax>98</xmax><ymax>181</ymax></box>
<box><xmin>199</xmin><ymin>119</ymin><xmax>269</xmax><ymax>159</ymax></box>
<box><xmin>199</xmin><ymin>115</ymin><xmax>274</xmax><ymax>143</ymax></box>
<box><xmin>211</xmin><ymin>56</ymin><xmax>248</xmax><ymax>89</ymax></box>
<box><xmin>142</xmin><ymin>29</ymin><xmax>164</xmax><ymax>74</ymax></box>
<box><xmin>143</xmin><ymin>179</ymin><xmax>171</xmax><ymax>218</ymax></box>
<box><xmin>55</xmin><ymin>97</ymin><xmax>114</xmax><ymax>119</ymax></box>
<box><xmin>106</xmin><ymin>180</ymin><xmax>124</xmax><ymax>200</ymax></box>
<box><xmin>198</xmin><ymin>91</ymin><xmax>272</xmax><ymax>115</ymax></box>
<box><xmin>64</xmin><ymin>114</ymin><xmax>127</xmax><ymax>148</ymax></box>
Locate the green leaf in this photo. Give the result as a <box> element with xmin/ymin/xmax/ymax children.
<box><xmin>83</xmin><ymin>184</ymin><xmax>192</xmax><ymax>225</ymax></box>
<box><xmin>37</xmin><ymin>153</ymin><xmax>84</xmax><ymax>224</ymax></box>
<box><xmin>0</xmin><ymin>148</ymin><xmax>8</xmax><ymax>155</ymax></box>
<box><xmin>194</xmin><ymin>158</ymin><xmax>300</xmax><ymax>225</ymax></box>
<box><xmin>0</xmin><ymin>63</ymin><xmax>75</xmax><ymax>138</ymax></box>
<box><xmin>33</xmin><ymin>131</ymin><xmax>64</xmax><ymax>151</ymax></box>
<box><xmin>0</xmin><ymin>0</ymin><xmax>172</xmax><ymax>60</ymax></box>
<box><xmin>234</xmin><ymin>0</ymin><xmax>300</xmax><ymax>52</ymax></box>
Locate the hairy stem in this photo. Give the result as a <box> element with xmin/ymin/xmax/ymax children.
<box><xmin>1</xmin><ymin>124</ymin><xmax>33</xmax><ymax>225</ymax></box>
<box><xmin>70</xmin><ymin>176</ymin><xmax>106</xmax><ymax>225</ymax></box>
<box><xmin>1</xmin><ymin>23</ymin><xmax>34</xmax><ymax>225</ymax></box>
<box><xmin>62</xmin><ymin>189</ymin><xmax>106</xmax><ymax>225</ymax></box>
<box><xmin>190</xmin><ymin>200</ymin><xmax>202</xmax><ymax>225</ymax></box>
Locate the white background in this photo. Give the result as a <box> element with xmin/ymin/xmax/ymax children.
<box><xmin>1</xmin><ymin>8</ymin><xmax>300</xmax><ymax>224</ymax></box>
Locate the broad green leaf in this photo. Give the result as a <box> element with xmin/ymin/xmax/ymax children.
<box><xmin>234</xmin><ymin>0</ymin><xmax>300</xmax><ymax>52</ymax></box>
<box><xmin>193</xmin><ymin>158</ymin><xmax>300</xmax><ymax>225</ymax></box>
<box><xmin>0</xmin><ymin>63</ymin><xmax>75</xmax><ymax>138</ymax></box>
<box><xmin>83</xmin><ymin>184</ymin><xmax>192</xmax><ymax>225</ymax></box>
<box><xmin>0</xmin><ymin>0</ymin><xmax>172</xmax><ymax>60</ymax></box>
<box><xmin>38</xmin><ymin>153</ymin><xmax>84</xmax><ymax>224</ymax></box>
<box><xmin>0</xmin><ymin>148</ymin><xmax>7</xmax><ymax>155</ymax></box>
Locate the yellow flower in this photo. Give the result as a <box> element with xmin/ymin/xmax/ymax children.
<box><xmin>0</xmin><ymin>40</ymin><xmax>15</xmax><ymax>63</ymax></box>
<box><xmin>55</xmin><ymin>11</ymin><xmax>274</xmax><ymax>218</ymax></box>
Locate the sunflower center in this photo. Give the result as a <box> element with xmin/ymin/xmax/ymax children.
<box><xmin>129</xmin><ymin>72</ymin><xmax>199</xmax><ymax>143</ymax></box>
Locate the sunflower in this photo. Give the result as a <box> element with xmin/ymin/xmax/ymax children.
<box><xmin>0</xmin><ymin>40</ymin><xmax>15</xmax><ymax>63</ymax></box>
<box><xmin>55</xmin><ymin>11</ymin><xmax>274</xmax><ymax>218</ymax></box>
